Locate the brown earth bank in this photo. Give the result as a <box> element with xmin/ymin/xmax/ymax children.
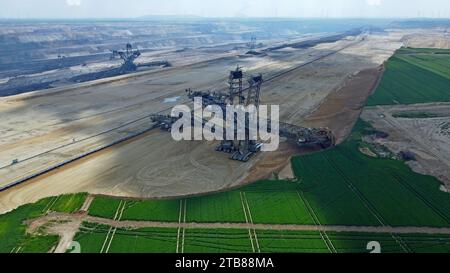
<box><xmin>303</xmin><ymin>66</ymin><xmax>384</xmax><ymax>144</ymax></box>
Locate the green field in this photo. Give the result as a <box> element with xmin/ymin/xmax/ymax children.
<box><xmin>18</xmin><ymin>235</ymin><xmax>60</xmax><ymax>253</ymax></box>
<box><xmin>399</xmin><ymin>234</ymin><xmax>450</xmax><ymax>253</ymax></box>
<box><xmin>292</xmin><ymin>120</ymin><xmax>450</xmax><ymax>227</ymax></box>
<box><xmin>51</xmin><ymin>193</ymin><xmax>87</xmax><ymax>213</ymax></box>
<box><xmin>88</xmin><ymin>196</ymin><xmax>180</xmax><ymax>222</ymax></box>
<box><xmin>367</xmin><ymin>47</ymin><xmax>450</xmax><ymax>105</ymax></box>
<box><xmin>256</xmin><ymin>230</ymin><xmax>329</xmax><ymax>253</ymax></box>
<box><xmin>74</xmin><ymin>222</ymin><xmax>179</xmax><ymax>253</ymax></box>
<box><xmin>183</xmin><ymin>229</ymin><xmax>254</xmax><ymax>253</ymax></box>
<box><xmin>108</xmin><ymin>227</ymin><xmax>178</xmax><ymax>253</ymax></box>
<box><xmin>88</xmin><ymin>196</ymin><xmax>122</xmax><ymax>219</ymax></box>
<box><xmin>327</xmin><ymin>232</ymin><xmax>406</xmax><ymax>253</ymax></box>
<box><xmin>72</xmin><ymin>222</ymin><xmax>109</xmax><ymax>253</ymax></box>
<box><xmin>186</xmin><ymin>192</ymin><xmax>246</xmax><ymax>223</ymax></box>
<box><xmin>71</xmin><ymin>224</ymin><xmax>450</xmax><ymax>253</ymax></box>
<box><xmin>244</xmin><ymin>191</ymin><xmax>314</xmax><ymax>225</ymax></box>
<box><xmin>327</xmin><ymin>232</ymin><xmax>450</xmax><ymax>253</ymax></box>
<box><xmin>121</xmin><ymin>199</ymin><xmax>180</xmax><ymax>222</ymax></box>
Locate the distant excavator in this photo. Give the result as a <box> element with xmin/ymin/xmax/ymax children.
<box><xmin>110</xmin><ymin>43</ymin><xmax>142</xmax><ymax>73</ymax></box>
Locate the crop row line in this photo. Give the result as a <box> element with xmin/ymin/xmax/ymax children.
<box><xmin>296</xmin><ymin>191</ymin><xmax>336</xmax><ymax>253</ymax></box>
<box><xmin>391</xmin><ymin>174</ymin><xmax>450</xmax><ymax>224</ymax></box>
<box><xmin>240</xmin><ymin>192</ymin><xmax>260</xmax><ymax>253</ymax></box>
<box><xmin>100</xmin><ymin>200</ymin><xmax>126</xmax><ymax>253</ymax></box>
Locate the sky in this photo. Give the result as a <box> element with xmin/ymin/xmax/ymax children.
<box><xmin>0</xmin><ymin>0</ymin><xmax>450</xmax><ymax>19</ymax></box>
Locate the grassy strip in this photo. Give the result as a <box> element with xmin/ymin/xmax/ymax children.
<box><xmin>187</xmin><ymin>192</ymin><xmax>246</xmax><ymax>223</ymax></box>
<box><xmin>256</xmin><ymin>230</ymin><xmax>329</xmax><ymax>253</ymax></box>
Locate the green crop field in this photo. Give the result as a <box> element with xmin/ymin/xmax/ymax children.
<box><xmin>74</xmin><ymin>222</ymin><xmax>178</xmax><ymax>253</ymax></box>
<box><xmin>88</xmin><ymin>196</ymin><xmax>122</xmax><ymax>219</ymax></box>
<box><xmin>399</xmin><ymin>234</ymin><xmax>450</xmax><ymax>253</ymax></box>
<box><xmin>88</xmin><ymin>197</ymin><xmax>180</xmax><ymax>222</ymax></box>
<box><xmin>292</xmin><ymin>120</ymin><xmax>450</xmax><ymax>227</ymax></box>
<box><xmin>186</xmin><ymin>191</ymin><xmax>246</xmax><ymax>223</ymax></box>
<box><xmin>69</xmin><ymin>223</ymin><xmax>450</xmax><ymax>253</ymax></box>
<box><xmin>257</xmin><ymin>230</ymin><xmax>444</xmax><ymax>253</ymax></box>
<box><xmin>367</xmin><ymin>47</ymin><xmax>450</xmax><ymax>105</ymax></box>
<box><xmin>108</xmin><ymin>227</ymin><xmax>178</xmax><ymax>253</ymax></box>
<box><xmin>327</xmin><ymin>232</ymin><xmax>405</xmax><ymax>253</ymax></box>
<box><xmin>51</xmin><ymin>193</ymin><xmax>87</xmax><ymax>213</ymax></box>
<box><xmin>72</xmin><ymin>222</ymin><xmax>109</xmax><ymax>253</ymax></box>
<box><xmin>244</xmin><ymin>191</ymin><xmax>314</xmax><ymax>225</ymax></box>
<box><xmin>256</xmin><ymin>230</ymin><xmax>329</xmax><ymax>253</ymax></box>
<box><xmin>183</xmin><ymin>229</ymin><xmax>254</xmax><ymax>253</ymax></box>
<box><xmin>18</xmin><ymin>235</ymin><xmax>60</xmax><ymax>253</ymax></box>
<box><xmin>120</xmin><ymin>199</ymin><xmax>180</xmax><ymax>222</ymax></box>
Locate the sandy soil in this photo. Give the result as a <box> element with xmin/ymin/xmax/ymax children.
<box><xmin>361</xmin><ymin>103</ymin><xmax>450</xmax><ymax>187</ymax></box>
<box><xmin>278</xmin><ymin>161</ymin><xmax>295</xmax><ymax>180</ymax></box>
<box><xmin>0</xmin><ymin>30</ymin><xmax>426</xmax><ymax>214</ymax></box>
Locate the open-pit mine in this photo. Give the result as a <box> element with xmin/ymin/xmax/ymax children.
<box><xmin>0</xmin><ymin>19</ymin><xmax>448</xmax><ymax>215</ymax></box>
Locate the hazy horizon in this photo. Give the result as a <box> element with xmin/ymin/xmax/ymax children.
<box><xmin>1</xmin><ymin>0</ymin><xmax>450</xmax><ymax>19</ymax></box>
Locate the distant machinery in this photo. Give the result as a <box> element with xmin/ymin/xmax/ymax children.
<box><xmin>278</xmin><ymin>122</ymin><xmax>335</xmax><ymax>149</ymax></box>
<box><xmin>214</xmin><ymin>66</ymin><xmax>264</xmax><ymax>161</ymax></box>
<box><xmin>151</xmin><ymin>66</ymin><xmax>335</xmax><ymax>162</ymax></box>
<box><xmin>111</xmin><ymin>43</ymin><xmax>141</xmax><ymax>73</ymax></box>
<box><xmin>228</xmin><ymin>66</ymin><xmax>244</xmax><ymax>104</ymax></box>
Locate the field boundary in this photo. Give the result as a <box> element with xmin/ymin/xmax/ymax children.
<box><xmin>240</xmin><ymin>192</ymin><xmax>256</xmax><ymax>253</ymax></box>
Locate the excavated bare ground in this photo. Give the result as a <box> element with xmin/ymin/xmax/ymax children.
<box><xmin>303</xmin><ymin>67</ymin><xmax>384</xmax><ymax>144</ymax></box>
<box><xmin>361</xmin><ymin>103</ymin><xmax>450</xmax><ymax>189</ymax></box>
